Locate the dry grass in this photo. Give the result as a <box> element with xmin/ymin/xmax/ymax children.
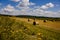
<box><xmin>11</xmin><ymin>17</ymin><xmax>60</xmax><ymax>31</ymax></box>
<box><xmin>0</xmin><ymin>16</ymin><xmax>60</xmax><ymax>40</ymax></box>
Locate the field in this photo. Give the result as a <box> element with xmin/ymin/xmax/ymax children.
<box><xmin>13</xmin><ymin>17</ymin><xmax>60</xmax><ymax>31</ymax></box>
<box><xmin>0</xmin><ymin>15</ymin><xmax>60</xmax><ymax>40</ymax></box>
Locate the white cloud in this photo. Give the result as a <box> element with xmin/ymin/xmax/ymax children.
<box><xmin>17</xmin><ymin>0</ymin><xmax>35</xmax><ymax>8</ymax></box>
<box><xmin>18</xmin><ymin>0</ymin><xmax>30</xmax><ymax>7</ymax></box>
<box><xmin>22</xmin><ymin>0</ymin><xmax>29</xmax><ymax>3</ymax></box>
<box><xmin>11</xmin><ymin>0</ymin><xmax>20</xmax><ymax>2</ymax></box>
<box><xmin>46</xmin><ymin>3</ymin><xmax>54</xmax><ymax>7</ymax></box>
<box><xmin>41</xmin><ymin>3</ymin><xmax>54</xmax><ymax>9</ymax></box>
<box><xmin>41</xmin><ymin>5</ymin><xmax>48</xmax><ymax>9</ymax></box>
<box><xmin>3</xmin><ymin>4</ymin><xmax>15</xmax><ymax>12</ymax></box>
<box><xmin>1</xmin><ymin>6</ymin><xmax>60</xmax><ymax>17</ymax></box>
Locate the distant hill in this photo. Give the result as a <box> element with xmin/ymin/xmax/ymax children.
<box><xmin>0</xmin><ymin>14</ymin><xmax>60</xmax><ymax>21</ymax></box>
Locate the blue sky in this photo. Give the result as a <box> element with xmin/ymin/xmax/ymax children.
<box><xmin>33</xmin><ymin>0</ymin><xmax>60</xmax><ymax>11</ymax></box>
<box><xmin>0</xmin><ymin>0</ymin><xmax>60</xmax><ymax>17</ymax></box>
<box><xmin>0</xmin><ymin>0</ymin><xmax>60</xmax><ymax>11</ymax></box>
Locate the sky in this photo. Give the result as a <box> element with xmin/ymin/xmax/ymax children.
<box><xmin>0</xmin><ymin>0</ymin><xmax>60</xmax><ymax>17</ymax></box>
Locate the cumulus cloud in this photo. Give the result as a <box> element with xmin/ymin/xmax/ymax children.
<box><xmin>1</xmin><ymin>7</ymin><xmax>60</xmax><ymax>17</ymax></box>
<box><xmin>3</xmin><ymin>4</ymin><xmax>15</xmax><ymax>12</ymax></box>
<box><xmin>17</xmin><ymin>0</ymin><xmax>35</xmax><ymax>8</ymax></box>
<box><xmin>41</xmin><ymin>3</ymin><xmax>54</xmax><ymax>9</ymax></box>
<box><xmin>11</xmin><ymin>0</ymin><xmax>20</xmax><ymax>2</ymax></box>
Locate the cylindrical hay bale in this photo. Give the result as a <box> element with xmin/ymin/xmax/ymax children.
<box><xmin>43</xmin><ymin>20</ymin><xmax>46</xmax><ymax>22</ymax></box>
<box><xmin>33</xmin><ymin>21</ymin><xmax>36</xmax><ymax>25</ymax></box>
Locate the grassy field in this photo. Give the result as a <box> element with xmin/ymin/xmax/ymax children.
<box><xmin>0</xmin><ymin>15</ymin><xmax>60</xmax><ymax>40</ymax></box>
<box><xmin>13</xmin><ymin>17</ymin><xmax>60</xmax><ymax>31</ymax></box>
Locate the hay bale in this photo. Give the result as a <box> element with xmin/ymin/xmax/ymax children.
<box><xmin>43</xmin><ymin>20</ymin><xmax>46</xmax><ymax>22</ymax></box>
<box><xmin>33</xmin><ymin>21</ymin><xmax>36</xmax><ymax>25</ymax></box>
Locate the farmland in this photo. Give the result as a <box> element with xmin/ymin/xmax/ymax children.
<box><xmin>0</xmin><ymin>15</ymin><xmax>60</xmax><ymax>40</ymax></box>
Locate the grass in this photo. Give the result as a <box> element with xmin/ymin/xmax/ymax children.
<box><xmin>0</xmin><ymin>15</ymin><xmax>60</xmax><ymax>40</ymax></box>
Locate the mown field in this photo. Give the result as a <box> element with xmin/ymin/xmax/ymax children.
<box><xmin>0</xmin><ymin>15</ymin><xmax>60</xmax><ymax>40</ymax></box>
